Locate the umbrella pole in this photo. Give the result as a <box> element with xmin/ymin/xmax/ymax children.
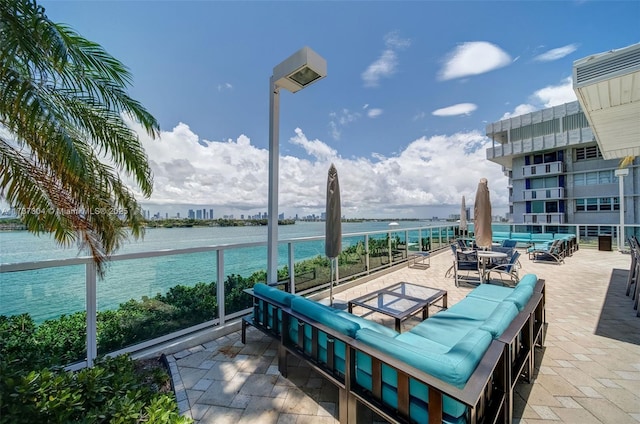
<box><xmin>329</xmin><ymin>258</ymin><xmax>335</xmax><ymax>306</ymax></box>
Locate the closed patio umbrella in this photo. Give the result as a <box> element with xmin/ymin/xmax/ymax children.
<box><xmin>474</xmin><ymin>178</ymin><xmax>492</xmax><ymax>249</ymax></box>
<box><xmin>460</xmin><ymin>195</ymin><xmax>467</xmax><ymax>237</ymax></box>
<box><xmin>325</xmin><ymin>163</ymin><xmax>341</xmax><ymax>306</ymax></box>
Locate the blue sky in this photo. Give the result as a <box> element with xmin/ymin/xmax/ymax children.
<box><xmin>40</xmin><ymin>1</ymin><xmax>640</xmax><ymax>219</ymax></box>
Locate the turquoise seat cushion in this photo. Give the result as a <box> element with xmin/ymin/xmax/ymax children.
<box><xmin>445</xmin><ymin>296</ymin><xmax>500</xmax><ymax>320</ymax></box>
<box><xmin>355</xmin><ymin>328</ymin><xmax>492</xmax><ymax>418</ymax></box>
<box><xmin>408</xmin><ymin>313</ymin><xmax>483</xmax><ymax>347</ymax></box>
<box><xmin>395</xmin><ymin>331</ymin><xmax>451</xmax><ymax>354</ymax></box>
<box><xmin>253</xmin><ymin>283</ymin><xmax>295</xmax><ymax>306</ymax></box>
<box><xmin>511</xmin><ymin>232</ymin><xmax>532</xmax><ymax>241</ymax></box>
<box><xmin>479</xmin><ymin>301</ymin><xmax>519</xmax><ymax>338</ymax></box>
<box><xmin>355</xmin><ymin>327</ymin><xmax>492</xmax><ymax>388</ymax></box>
<box><xmin>503</xmin><ymin>284</ymin><xmax>534</xmax><ymax>311</ymax></box>
<box><xmin>334</xmin><ymin>311</ymin><xmax>398</xmax><ymax>337</ymax></box>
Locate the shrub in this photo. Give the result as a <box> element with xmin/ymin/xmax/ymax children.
<box><xmin>0</xmin><ymin>355</ymin><xmax>191</xmax><ymax>424</ymax></box>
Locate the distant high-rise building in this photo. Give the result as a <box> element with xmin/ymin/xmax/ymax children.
<box><xmin>209</xmin><ymin>209</ymin><xmax>214</xmax><ymax>220</ymax></box>
<box><xmin>196</xmin><ymin>209</ymin><xmax>202</xmax><ymax>219</ymax></box>
<box><xmin>188</xmin><ymin>209</ymin><xmax>195</xmax><ymax>219</ymax></box>
<box><xmin>278</xmin><ymin>213</ymin><xmax>284</xmax><ymax>220</ymax></box>
<box><xmin>177</xmin><ymin>212</ymin><xmax>180</xmax><ymax>219</ymax></box>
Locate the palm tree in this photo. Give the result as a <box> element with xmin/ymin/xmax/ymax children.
<box><xmin>619</xmin><ymin>156</ymin><xmax>635</xmax><ymax>169</ymax></box>
<box><xmin>0</xmin><ymin>0</ymin><xmax>159</xmax><ymax>274</ymax></box>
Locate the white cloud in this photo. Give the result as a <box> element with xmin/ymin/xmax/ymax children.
<box><xmin>367</xmin><ymin>108</ymin><xmax>383</xmax><ymax>118</ymax></box>
<box><xmin>126</xmin><ymin>121</ymin><xmax>508</xmax><ymax>218</ymax></box>
<box><xmin>432</xmin><ymin>103</ymin><xmax>477</xmax><ymax>117</ymax></box>
<box><xmin>534</xmin><ymin>76</ymin><xmax>576</xmax><ymax>107</ymax></box>
<box><xmin>362</xmin><ymin>31</ymin><xmax>411</xmax><ymax>87</ymax></box>
<box><xmin>412</xmin><ymin>111</ymin><xmax>427</xmax><ymax>121</ymax></box>
<box><xmin>533</xmin><ymin>44</ymin><xmax>578</xmax><ymax>62</ymax></box>
<box><xmin>328</xmin><ymin>109</ymin><xmax>361</xmax><ymax>140</ymax></box>
<box><xmin>439</xmin><ymin>41</ymin><xmax>511</xmax><ymax>80</ymax></box>
<box><xmin>500</xmin><ymin>77</ymin><xmax>576</xmax><ymax>120</ymax></box>
<box><xmin>217</xmin><ymin>82</ymin><xmax>233</xmax><ymax>91</ymax></box>
<box><xmin>500</xmin><ymin>104</ymin><xmax>538</xmax><ymax>120</ymax></box>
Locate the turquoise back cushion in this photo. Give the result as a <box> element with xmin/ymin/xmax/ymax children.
<box><xmin>334</xmin><ymin>311</ymin><xmax>398</xmax><ymax>337</ymax></box>
<box><xmin>479</xmin><ymin>301</ymin><xmax>519</xmax><ymax>338</ymax></box>
<box><xmin>291</xmin><ymin>297</ymin><xmax>360</xmax><ymax>338</ymax></box>
<box><xmin>253</xmin><ymin>283</ymin><xmax>295</xmax><ymax>306</ymax></box>
<box><xmin>408</xmin><ymin>313</ymin><xmax>482</xmax><ymax>347</ymax></box>
<box><xmin>517</xmin><ymin>274</ymin><xmax>538</xmax><ymax>290</ymax></box>
<box><xmin>446</xmin><ymin>296</ymin><xmax>500</xmax><ymax>321</ymax></box>
<box><xmin>504</xmin><ymin>284</ymin><xmax>534</xmax><ymax>311</ymax></box>
<box><xmin>466</xmin><ymin>284</ymin><xmax>514</xmax><ymax>303</ymax></box>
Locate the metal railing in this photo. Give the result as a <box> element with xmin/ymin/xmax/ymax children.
<box><xmin>0</xmin><ymin>224</ymin><xmax>459</xmax><ymax>368</ymax></box>
<box><xmin>2</xmin><ymin>222</ymin><xmax>637</xmax><ymax>369</ymax></box>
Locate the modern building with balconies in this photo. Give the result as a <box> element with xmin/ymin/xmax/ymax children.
<box><xmin>485</xmin><ymin>100</ymin><xmax>638</xmax><ymax>231</ymax></box>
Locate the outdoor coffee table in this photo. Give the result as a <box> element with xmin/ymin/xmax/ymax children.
<box><xmin>348</xmin><ymin>282</ymin><xmax>447</xmax><ymax>332</ymax></box>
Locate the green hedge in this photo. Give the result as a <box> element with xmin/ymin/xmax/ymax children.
<box><xmin>0</xmin><ymin>355</ymin><xmax>191</xmax><ymax>424</ymax></box>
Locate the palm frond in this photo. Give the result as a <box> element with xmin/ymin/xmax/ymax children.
<box><xmin>619</xmin><ymin>155</ymin><xmax>635</xmax><ymax>169</ymax></box>
<box><xmin>0</xmin><ymin>0</ymin><xmax>159</xmax><ymax>274</ymax></box>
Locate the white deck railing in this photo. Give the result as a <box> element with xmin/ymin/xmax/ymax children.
<box><xmin>2</xmin><ymin>222</ymin><xmax>637</xmax><ymax>369</ymax></box>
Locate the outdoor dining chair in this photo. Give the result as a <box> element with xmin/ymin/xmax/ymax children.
<box><xmin>453</xmin><ymin>249</ymin><xmax>481</xmax><ymax>287</ymax></box>
<box><xmin>485</xmin><ymin>250</ymin><xmax>521</xmax><ymax>287</ymax></box>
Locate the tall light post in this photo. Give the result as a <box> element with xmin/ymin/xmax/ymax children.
<box><xmin>615</xmin><ymin>168</ymin><xmax>629</xmax><ymax>251</ymax></box>
<box><xmin>267</xmin><ymin>47</ymin><xmax>327</xmax><ymax>284</ymax></box>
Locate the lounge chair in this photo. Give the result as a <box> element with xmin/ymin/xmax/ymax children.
<box><xmin>485</xmin><ymin>251</ymin><xmax>521</xmax><ymax>287</ymax></box>
<box><xmin>528</xmin><ymin>239</ymin><xmax>564</xmax><ymax>264</ymax></box>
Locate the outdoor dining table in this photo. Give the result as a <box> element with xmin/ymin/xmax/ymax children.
<box><xmin>476</xmin><ymin>250</ymin><xmax>508</xmax><ymax>283</ymax></box>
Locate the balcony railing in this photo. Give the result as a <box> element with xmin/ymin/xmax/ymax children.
<box><xmin>522</xmin><ymin>212</ymin><xmax>566</xmax><ymax>224</ymax></box>
<box><xmin>522</xmin><ymin>161</ymin><xmax>565</xmax><ymax>177</ymax></box>
<box><xmin>522</xmin><ymin>187</ymin><xmax>565</xmax><ymax>201</ymax></box>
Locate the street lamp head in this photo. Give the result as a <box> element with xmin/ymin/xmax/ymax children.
<box><xmin>272</xmin><ymin>46</ymin><xmax>327</xmax><ymax>93</ymax></box>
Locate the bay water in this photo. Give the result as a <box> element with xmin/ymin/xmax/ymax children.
<box><xmin>0</xmin><ymin>220</ymin><xmax>437</xmax><ymax>322</ymax></box>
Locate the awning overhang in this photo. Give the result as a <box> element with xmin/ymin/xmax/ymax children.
<box><xmin>573</xmin><ymin>43</ymin><xmax>640</xmax><ymax>160</ymax></box>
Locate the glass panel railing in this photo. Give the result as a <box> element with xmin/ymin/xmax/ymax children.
<box><xmin>338</xmin><ymin>235</ymin><xmax>368</xmax><ymax>282</ymax></box>
<box><xmin>96</xmin><ymin>251</ymin><xmax>219</xmax><ymax>355</ymax></box>
<box><xmin>0</xmin><ymin>265</ymin><xmax>87</xmax><ymax>368</ymax></box>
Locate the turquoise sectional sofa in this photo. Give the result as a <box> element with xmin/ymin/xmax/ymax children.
<box><xmin>243</xmin><ymin>274</ymin><xmax>545</xmax><ymax>424</ymax></box>
<box><xmin>492</xmin><ymin>231</ymin><xmax>578</xmax><ymax>253</ymax></box>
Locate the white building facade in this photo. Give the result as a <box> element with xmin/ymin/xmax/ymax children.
<box><xmin>485</xmin><ymin>101</ymin><xmax>638</xmax><ymax>234</ymax></box>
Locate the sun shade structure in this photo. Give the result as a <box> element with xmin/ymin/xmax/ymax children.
<box><xmin>474</xmin><ymin>178</ymin><xmax>492</xmax><ymax>249</ymax></box>
<box><xmin>573</xmin><ymin>42</ymin><xmax>640</xmax><ymax>160</ymax></box>
<box><xmin>267</xmin><ymin>47</ymin><xmax>327</xmax><ymax>284</ymax></box>
<box><xmin>325</xmin><ymin>164</ymin><xmax>342</xmax><ymax>305</ymax></box>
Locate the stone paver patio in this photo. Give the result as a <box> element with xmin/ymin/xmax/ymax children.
<box><xmin>165</xmin><ymin>247</ymin><xmax>640</xmax><ymax>423</ymax></box>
